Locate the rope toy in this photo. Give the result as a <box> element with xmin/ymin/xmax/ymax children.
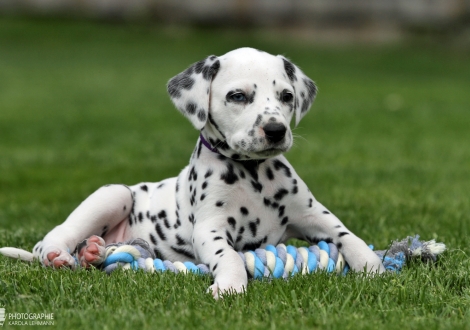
<box><xmin>95</xmin><ymin>235</ymin><xmax>446</xmax><ymax>279</ymax></box>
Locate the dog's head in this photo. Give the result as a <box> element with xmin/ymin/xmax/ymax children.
<box><xmin>167</xmin><ymin>48</ymin><xmax>317</xmax><ymax>160</ymax></box>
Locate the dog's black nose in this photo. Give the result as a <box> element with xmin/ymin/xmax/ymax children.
<box><xmin>263</xmin><ymin>123</ymin><xmax>287</xmax><ymax>143</ymax></box>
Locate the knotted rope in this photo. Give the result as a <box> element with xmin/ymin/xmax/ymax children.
<box><xmin>98</xmin><ymin>235</ymin><xmax>446</xmax><ymax>279</ymax></box>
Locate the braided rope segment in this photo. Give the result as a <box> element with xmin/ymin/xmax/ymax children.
<box><xmin>99</xmin><ymin>239</ymin><xmax>348</xmax><ymax>278</ymax></box>
<box><xmin>97</xmin><ymin>235</ymin><xmax>446</xmax><ymax>277</ymax></box>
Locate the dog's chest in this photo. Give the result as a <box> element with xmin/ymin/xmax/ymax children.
<box><xmin>177</xmin><ymin>149</ymin><xmax>300</xmax><ymax>250</ymax></box>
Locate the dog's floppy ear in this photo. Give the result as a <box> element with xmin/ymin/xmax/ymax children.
<box><xmin>167</xmin><ymin>55</ymin><xmax>220</xmax><ymax>130</ymax></box>
<box><xmin>278</xmin><ymin>56</ymin><xmax>317</xmax><ymax>126</ymax></box>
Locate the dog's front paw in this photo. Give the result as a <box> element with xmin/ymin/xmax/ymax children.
<box><xmin>207</xmin><ymin>279</ymin><xmax>246</xmax><ymax>299</ymax></box>
<box><xmin>75</xmin><ymin>235</ymin><xmax>106</xmax><ymax>268</ymax></box>
<box><xmin>347</xmin><ymin>249</ymin><xmax>386</xmax><ymax>275</ymax></box>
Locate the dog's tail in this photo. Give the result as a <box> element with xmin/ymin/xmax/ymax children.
<box><xmin>0</xmin><ymin>247</ymin><xmax>35</xmax><ymax>262</ymax></box>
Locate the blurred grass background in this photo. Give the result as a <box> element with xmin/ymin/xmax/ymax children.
<box><xmin>0</xmin><ymin>17</ymin><xmax>469</xmax><ymax>329</ymax></box>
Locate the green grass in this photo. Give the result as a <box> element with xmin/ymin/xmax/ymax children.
<box><xmin>1</xmin><ymin>18</ymin><xmax>470</xmax><ymax>329</ymax></box>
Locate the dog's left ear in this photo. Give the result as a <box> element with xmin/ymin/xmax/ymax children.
<box><xmin>278</xmin><ymin>56</ymin><xmax>317</xmax><ymax>126</ymax></box>
<box><xmin>167</xmin><ymin>55</ymin><xmax>220</xmax><ymax>130</ymax></box>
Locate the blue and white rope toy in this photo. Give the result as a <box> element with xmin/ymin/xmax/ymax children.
<box><xmin>98</xmin><ymin>235</ymin><xmax>446</xmax><ymax>279</ymax></box>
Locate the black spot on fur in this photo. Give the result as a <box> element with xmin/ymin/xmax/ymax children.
<box><xmin>263</xmin><ymin>197</ymin><xmax>271</xmax><ymax>207</ymax></box>
<box><xmin>266</xmin><ymin>167</ymin><xmax>274</xmax><ymax>180</ymax></box>
<box><xmin>156</xmin><ymin>223</ymin><xmax>166</xmax><ymax>241</ymax></box>
<box><xmin>167</xmin><ymin>72</ymin><xmax>195</xmax><ymax>98</ymax></box>
<box><xmin>188</xmin><ymin>213</ymin><xmax>195</xmax><ymax>224</ymax></box>
<box><xmin>176</xmin><ymin>234</ymin><xmax>187</xmax><ymax>246</ymax></box>
<box><xmin>153</xmin><ymin>248</ymin><xmax>162</xmax><ymax>258</ymax></box>
<box><xmin>273</xmin><ymin>188</ymin><xmax>289</xmax><ymax>201</ymax></box>
<box><xmin>306</xmin><ymin>236</ymin><xmax>333</xmax><ymax>244</ymax></box>
<box><xmin>186</xmin><ymin>102</ymin><xmax>197</xmax><ymax>115</ymax></box>
<box><xmin>214</xmin><ymin>236</ymin><xmax>223</xmax><ymax>241</ymax></box>
<box><xmin>323</xmin><ymin>210</ymin><xmax>330</xmax><ymax>214</ymax></box>
<box><xmin>171</xmin><ymin>246</ymin><xmax>195</xmax><ymax>259</ymax></box>
<box><xmin>202</xmin><ymin>60</ymin><xmax>220</xmax><ymax>80</ymax></box>
<box><xmin>196</xmin><ymin>139</ymin><xmax>203</xmax><ymax>158</ymax></box>
<box><xmin>242</xmin><ymin>161</ymin><xmax>260</xmax><ymax>181</ymax></box>
<box><xmin>242</xmin><ymin>238</ymin><xmax>265</xmax><ymax>251</ymax></box>
<box><xmin>189</xmin><ymin>166</ymin><xmax>198</xmax><ymax>181</ymax></box>
<box><xmin>140</xmin><ymin>185</ymin><xmax>148</xmax><ymax>192</ymax></box>
<box><xmin>226</xmin><ymin>231</ymin><xmax>234</xmax><ymax>247</ymax></box>
<box><xmin>149</xmin><ymin>233</ymin><xmax>157</xmax><ymax>245</ymax></box>
<box><xmin>240</xmin><ymin>207</ymin><xmax>249</xmax><ymax>216</ymax></box>
<box><xmin>221</xmin><ymin>164</ymin><xmax>239</xmax><ymax>184</ymax></box>
<box><xmin>202</xmin><ymin>181</ymin><xmax>208</xmax><ymax>190</ymax></box>
<box><xmin>338</xmin><ymin>232</ymin><xmax>350</xmax><ymax>237</ymax></box>
<box><xmin>282</xmin><ymin>59</ymin><xmax>297</xmax><ymax>82</ymax></box>
<box><xmin>278</xmin><ymin>205</ymin><xmax>285</xmax><ymax>217</ymax></box>
<box><xmin>249</xmin><ymin>219</ymin><xmax>260</xmax><ymax>237</ymax></box>
<box><xmin>205</xmin><ymin>169</ymin><xmax>213</xmax><ymax>178</ymax></box>
<box><xmin>216</xmin><ymin>201</ymin><xmax>224</xmax><ymax>207</ymax></box>
<box><xmin>197</xmin><ymin>109</ymin><xmax>207</xmax><ymax>122</ymax></box>
<box><xmin>164</xmin><ymin>218</ymin><xmax>171</xmax><ymax>229</ymax></box>
<box><xmin>227</xmin><ymin>217</ymin><xmax>236</xmax><ymax>229</ymax></box>
<box><xmin>215</xmin><ymin>249</ymin><xmax>224</xmax><ymax>255</ymax></box>
<box><xmin>251</xmin><ymin>180</ymin><xmax>263</xmax><ymax>193</ymax></box>
<box><xmin>158</xmin><ymin>210</ymin><xmax>167</xmax><ymax>219</ymax></box>
<box><xmin>254</xmin><ymin>114</ymin><xmax>262</xmax><ymax>126</ymax></box>
<box><xmin>304</xmin><ymin>78</ymin><xmax>317</xmax><ymax>100</ymax></box>
<box><xmin>281</xmin><ymin>217</ymin><xmax>289</xmax><ymax>226</ymax></box>
<box><xmin>273</xmin><ymin>160</ymin><xmax>292</xmax><ymax>177</ymax></box>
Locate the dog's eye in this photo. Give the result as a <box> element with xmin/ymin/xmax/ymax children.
<box><xmin>228</xmin><ymin>92</ymin><xmax>247</xmax><ymax>103</ymax></box>
<box><xmin>281</xmin><ymin>91</ymin><xmax>294</xmax><ymax>103</ymax></box>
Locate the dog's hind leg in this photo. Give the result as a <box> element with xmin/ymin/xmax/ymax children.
<box><xmin>33</xmin><ymin>184</ymin><xmax>133</xmax><ymax>269</ymax></box>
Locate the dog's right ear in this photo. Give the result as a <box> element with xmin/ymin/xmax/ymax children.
<box><xmin>167</xmin><ymin>56</ymin><xmax>220</xmax><ymax>130</ymax></box>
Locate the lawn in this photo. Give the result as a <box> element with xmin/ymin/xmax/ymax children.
<box><xmin>0</xmin><ymin>17</ymin><xmax>469</xmax><ymax>329</ymax></box>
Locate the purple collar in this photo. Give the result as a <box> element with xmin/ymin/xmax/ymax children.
<box><xmin>200</xmin><ymin>133</ymin><xmax>220</xmax><ymax>154</ymax></box>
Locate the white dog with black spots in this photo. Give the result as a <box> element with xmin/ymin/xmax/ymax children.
<box><xmin>1</xmin><ymin>48</ymin><xmax>385</xmax><ymax>298</ymax></box>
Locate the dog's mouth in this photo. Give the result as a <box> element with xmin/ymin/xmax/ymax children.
<box><xmin>231</xmin><ymin>142</ymin><xmax>290</xmax><ymax>160</ymax></box>
<box><xmin>253</xmin><ymin>147</ymin><xmax>286</xmax><ymax>158</ymax></box>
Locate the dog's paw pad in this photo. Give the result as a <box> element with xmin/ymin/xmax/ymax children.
<box><xmin>77</xmin><ymin>235</ymin><xmax>106</xmax><ymax>268</ymax></box>
<box><xmin>43</xmin><ymin>248</ymin><xmax>76</xmax><ymax>269</ymax></box>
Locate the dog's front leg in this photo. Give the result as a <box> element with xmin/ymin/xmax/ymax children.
<box><xmin>294</xmin><ymin>200</ymin><xmax>385</xmax><ymax>274</ymax></box>
<box><xmin>192</xmin><ymin>221</ymin><xmax>247</xmax><ymax>299</ymax></box>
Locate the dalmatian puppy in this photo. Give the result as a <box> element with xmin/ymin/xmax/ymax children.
<box><xmin>0</xmin><ymin>48</ymin><xmax>385</xmax><ymax>298</ymax></box>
